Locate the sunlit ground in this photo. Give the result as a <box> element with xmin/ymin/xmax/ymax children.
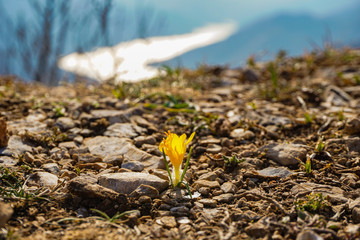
<box><xmin>58</xmin><ymin>22</ymin><xmax>237</xmax><ymax>83</ymax></box>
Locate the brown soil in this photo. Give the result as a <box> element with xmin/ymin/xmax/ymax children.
<box><xmin>1</xmin><ymin>48</ymin><xmax>360</xmax><ymax>239</ymax></box>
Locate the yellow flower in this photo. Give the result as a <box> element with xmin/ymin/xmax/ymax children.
<box><xmin>159</xmin><ymin>130</ymin><xmax>195</xmax><ymax>186</ymax></box>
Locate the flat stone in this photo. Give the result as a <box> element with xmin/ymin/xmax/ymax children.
<box><xmin>258</xmin><ymin>167</ymin><xmax>295</xmax><ymax>178</ymax></box>
<box><xmin>259</xmin><ymin>143</ymin><xmax>307</xmax><ymax>166</ymax></box>
<box><xmin>151</xmin><ymin>169</ymin><xmax>169</xmax><ymax>181</ymax></box>
<box><xmin>59</xmin><ymin>141</ymin><xmax>78</xmax><ymax>149</ymax></box>
<box><xmin>213</xmin><ymin>193</ymin><xmax>234</xmax><ymax>203</ymax></box>
<box><xmin>121</xmin><ymin>161</ymin><xmax>144</xmax><ymax>172</ymax></box>
<box><xmin>296</xmin><ymin>230</ymin><xmax>323</xmax><ymax>240</ymax></box>
<box><xmin>160</xmin><ymin>216</ymin><xmax>177</xmax><ymax>228</ymax></box>
<box><xmin>91</xmin><ymin>108</ymin><xmax>143</xmax><ymax>124</ymax></box>
<box><xmin>130</xmin><ymin>116</ymin><xmax>158</xmax><ymax>132</ymax></box>
<box><xmin>0</xmin><ymin>156</ymin><xmax>17</xmax><ymax>167</ymax></box>
<box><xmin>90</xmin><ymin>109</ymin><xmax>128</xmax><ymax>124</ymax></box>
<box><xmin>344</xmin><ymin>224</ymin><xmax>360</xmax><ymax>236</ymax></box>
<box><xmin>99</xmin><ymin>172</ymin><xmax>168</xmax><ymax>195</ymax></box>
<box><xmin>77</xmin><ymin>162</ymin><xmax>107</xmax><ymax>170</ymax></box>
<box><xmin>245</xmin><ymin>222</ymin><xmax>269</xmax><ymax>238</ymax></box>
<box><xmin>104</xmin><ymin>123</ymin><xmax>146</xmax><ymax>138</ymax></box>
<box><xmin>345</xmin><ymin>118</ymin><xmax>360</xmax><ymax>135</ymax></box>
<box><xmin>28</xmin><ymin>172</ymin><xmax>58</xmax><ymax>187</ymax></box>
<box><xmin>198</xmin><ymin>199</ymin><xmax>217</xmax><ymax>208</ymax></box>
<box><xmin>67</xmin><ymin>176</ymin><xmax>124</xmax><ymax>200</ymax></box>
<box><xmin>138</xmin><ymin>196</ymin><xmax>152</xmax><ymax>204</ymax></box>
<box><xmin>54</xmin><ymin>117</ymin><xmax>75</xmax><ymax>131</ymax></box>
<box><xmin>0</xmin><ymin>118</ymin><xmax>9</xmax><ymax>147</ymax></box>
<box><xmin>103</xmin><ymin>155</ymin><xmax>124</xmax><ymax>166</ymax></box>
<box><xmin>83</xmin><ymin>136</ymin><xmax>163</xmax><ymax>169</ymax></box>
<box><xmin>134</xmin><ymin>136</ymin><xmax>157</xmax><ymax>147</ymax></box>
<box><xmin>24</xmin><ymin>152</ymin><xmax>36</xmax><ymax>164</ymax></box>
<box><xmin>0</xmin><ymin>136</ymin><xmax>33</xmax><ymax>156</ymax></box>
<box><xmin>42</xmin><ymin>163</ymin><xmax>60</xmax><ymax>174</ymax></box>
<box><xmin>221</xmin><ymin>182</ymin><xmax>237</xmax><ymax>194</ymax></box>
<box><xmin>198</xmin><ymin>187</ymin><xmax>211</xmax><ymax>196</ymax></box>
<box><xmin>346</xmin><ymin>137</ymin><xmax>360</xmax><ymax>152</ymax></box>
<box><xmin>0</xmin><ymin>202</ymin><xmax>13</xmax><ymax>228</ymax></box>
<box><xmin>198</xmin><ymin>172</ymin><xmax>217</xmax><ymax>181</ymax></box>
<box><xmin>7</xmin><ymin>113</ymin><xmax>47</xmax><ymax>135</ymax></box>
<box><xmin>129</xmin><ymin>184</ymin><xmax>159</xmax><ymax>198</ymax></box>
<box><xmin>206</xmin><ymin>144</ymin><xmax>222</xmax><ymax>154</ymax></box>
<box><xmin>194</xmin><ymin>180</ymin><xmax>220</xmax><ymax>189</ymax></box>
<box><xmin>177</xmin><ymin>217</ymin><xmax>191</xmax><ymax>224</ymax></box>
<box><xmin>78</xmin><ymin>153</ymin><xmax>102</xmax><ymax>163</ymax></box>
<box><xmin>170</xmin><ymin>206</ymin><xmax>189</xmax><ymax>213</ymax></box>
<box><xmin>198</xmin><ymin>137</ymin><xmax>221</xmax><ymax>146</ymax></box>
<box><xmin>230</xmin><ymin>128</ymin><xmax>255</xmax><ymax>140</ymax></box>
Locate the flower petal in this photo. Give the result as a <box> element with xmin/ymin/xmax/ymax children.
<box><xmin>185</xmin><ymin>132</ymin><xmax>195</xmax><ymax>145</ymax></box>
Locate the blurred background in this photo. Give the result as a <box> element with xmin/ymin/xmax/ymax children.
<box><xmin>0</xmin><ymin>0</ymin><xmax>359</xmax><ymax>85</ymax></box>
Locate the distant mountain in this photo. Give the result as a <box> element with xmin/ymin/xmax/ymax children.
<box><xmin>168</xmin><ymin>3</ymin><xmax>360</xmax><ymax>68</ymax></box>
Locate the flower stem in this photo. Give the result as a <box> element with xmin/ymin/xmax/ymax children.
<box><xmin>180</xmin><ymin>145</ymin><xmax>193</xmax><ymax>185</ymax></box>
<box><xmin>174</xmin><ymin>165</ymin><xmax>180</xmax><ymax>187</ymax></box>
<box><xmin>162</xmin><ymin>149</ymin><xmax>173</xmax><ymax>187</ymax></box>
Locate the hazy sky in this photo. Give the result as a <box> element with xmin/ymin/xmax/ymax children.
<box><xmin>116</xmin><ymin>0</ymin><xmax>358</xmax><ymax>34</ymax></box>
<box><xmin>2</xmin><ymin>0</ymin><xmax>357</xmax><ymax>35</ymax></box>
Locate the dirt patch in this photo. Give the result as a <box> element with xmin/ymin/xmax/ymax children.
<box><xmin>1</xmin><ymin>48</ymin><xmax>360</xmax><ymax>239</ymax></box>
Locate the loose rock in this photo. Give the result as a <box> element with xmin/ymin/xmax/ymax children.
<box><xmin>198</xmin><ymin>199</ymin><xmax>217</xmax><ymax>208</ymax></box>
<box><xmin>54</xmin><ymin>117</ymin><xmax>75</xmax><ymax>131</ymax></box>
<box><xmin>259</xmin><ymin>143</ymin><xmax>307</xmax><ymax>166</ymax></box>
<box><xmin>42</xmin><ymin>163</ymin><xmax>60</xmax><ymax>174</ymax></box>
<box><xmin>99</xmin><ymin>172</ymin><xmax>168</xmax><ymax>195</ymax></box>
<box><xmin>258</xmin><ymin>167</ymin><xmax>295</xmax><ymax>178</ymax></box>
<box><xmin>213</xmin><ymin>193</ymin><xmax>234</xmax><ymax>203</ymax></box>
<box><xmin>194</xmin><ymin>180</ymin><xmax>220</xmax><ymax>189</ymax></box>
<box><xmin>83</xmin><ymin>136</ymin><xmax>163</xmax><ymax>169</ymax></box>
<box><xmin>28</xmin><ymin>172</ymin><xmax>58</xmax><ymax>187</ymax></box>
<box><xmin>104</xmin><ymin>123</ymin><xmax>146</xmax><ymax>138</ymax></box>
<box><xmin>0</xmin><ymin>202</ymin><xmax>13</xmax><ymax>228</ymax></box>
<box><xmin>221</xmin><ymin>182</ymin><xmax>237</xmax><ymax>193</ymax></box>
<box><xmin>296</xmin><ymin>230</ymin><xmax>323</xmax><ymax>240</ymax></box>
<box><xmin>0</xmin><ymin>135</ymin><xmax>32</xmax><ymax>156</ymax></box>
<box><xmin>129</xmin><ymin>184</ymin><xmax>159</xmax><ymax>198</ymax></box>
<box><xmin>121</xmin><ymin>161</ymin><xmax>144</xmax><ymax>172</ymax></box>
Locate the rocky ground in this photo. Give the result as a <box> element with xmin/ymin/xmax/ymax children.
<box><xmin>1</xmin><ymin>48</ymin><xmax>360</xmax><ymax>239</ymax></box>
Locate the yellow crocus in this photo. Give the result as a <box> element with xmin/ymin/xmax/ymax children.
<box><xmin>159</xmin><ymin>130</ymin><xmax>195</xmax><ymax>186</ymax></box>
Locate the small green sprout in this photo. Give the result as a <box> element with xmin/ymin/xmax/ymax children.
<box><xmin>54</xmin><ymin>106</ymin><xmax>65</xmax><ymax>117</ymax></box>
<box><xmin>91</xmin><ymin>209</ymin><xmax>139</xmax><ymax>223</ymax></box>
<box><xmin>305</xmin><ymin>157</ymin><xmax>312</xmax><ymax>175</ymax></box>
<box><xmin>304</xmin><ymin>113</ymin><xmax>313</xmax><ymax>124</ymax></box>
<box><xmin>0</xmin><ymin>166</ymin><xmax>48</xmax><ymax>201</ymax></box>
<box><xmin>294</xmin><ymin>193</ymin><xmax>328</xmax><ymax>213</ymax></box>
<box><xmin>315</xmin><ymin>137</ymin><xmax>325</xmax><ymax>152</ymax></box>
<box><xmin>222</xmin><ymin>155</ymin><xmax>245</xmax><ymax>169</ymax></box>
<box><xmin>337</xmin><ymin>110</ymin><xmax>345</xmax><ymax>121</ymax></box>
<box><xmin>74</xmin><ymin>167</ymin><xmax>83</xmax><ymax>176</ymax></box>
<box><xmin>247</xmin><ymin>101</ymin><xmax>257</xmax><ymax>110</ymax></box>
